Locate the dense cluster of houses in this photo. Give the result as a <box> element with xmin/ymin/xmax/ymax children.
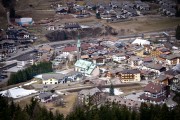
<box><xmin>77</xmin><ymin>80</ymin><xmax>171</xmax><ymax>110</ymax></box>
<box><xmin>0</xmin><ymin>26</ymin><xmax>36</xmax><ymax>61</ymax></box>
<box><xmin>157</xmin><ymin>0</ymin><xmax>176</xmax><ymax>17</ymax></box>
<box><xmin>46</xmin><ymin>22</ymin><xmax>82</xmax><ymax>31</ymax></box>
<box><xmin>55</xmin><ymin>2</ymin><xmax>91</xmax><ymax>18</ymax></box>
<box><xmin>1</xmin><ymin>30</ymin><xmax>180</xmax><ymax>89</ymax></box>
<box><xmin>55</xmin><ymin>0</ymin><xmax>151</xmax><ymax>21</ymax></box>
<box><xmin>64</xmin><ymin>36</ymin><xmax>179</xmax><ymax>107</ymax></box>
<box><xmin>32</xmin><ymin>35</ymin><xmax>180</xmax><ymax>99</ymax></box>
<box><xmin>52</xmin><ymin>0</ymin><xmax>177</xmax><ymax>24</ymax></box>
<box><xmin>96</xmin><ymin>0</ymin><xmax>150</xmax><ymax>20</ymax></box>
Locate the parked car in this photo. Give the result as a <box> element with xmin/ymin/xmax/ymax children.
<box><xmin>0</xmin><ymin>75</ymin><xmax>8</xmax><ymax>79</ymax></box>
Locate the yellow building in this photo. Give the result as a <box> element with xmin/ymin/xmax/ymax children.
<box><xmin>119</xmin><ymin>69</ymin><xmax>141</xmax><ymax>83</ymax></box>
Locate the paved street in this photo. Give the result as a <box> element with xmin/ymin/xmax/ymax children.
<box><xmin>7</xmin><ymin>40</ymin><xmax>76</xmax><ymax>61</ymax></box>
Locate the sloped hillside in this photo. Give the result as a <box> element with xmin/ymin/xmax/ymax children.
<box><xmin>45</xmin><ymin>26</ymin><xmax>118</xmax><ymax>41</ymax></box>
<box><xmin>0</xmin><ymin>3</ymin><xmax>7</xmax><ymax>29</ymax></box>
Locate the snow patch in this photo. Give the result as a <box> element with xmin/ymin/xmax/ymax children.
<box><xmin>172</xmin><ymin>46</ymin><xmax>178</xmax><ymax>50</ymax></box>
<box><xmin>34</xmin><ymin>74</ymin><xmax>42</xmax><ymax>79</ymax></box>
<box><xmin>0</xmin><ymin>87</ymin><xmax>38</xmax><ymax>99</ymax></box>
<box><xmin>102</xmin><ymin>88</ymin><xmax>123</xmax><ymax>95</ymax></box>
<box><xmin>81</xmin><ymin>25</ymin><xmax>90</xmax><ymax>28</ymax></box>
<box><xmin>24</xmin><ymin>81</ymin><xmax>37</xmax><ymax>86</ymax></box>
<box><xmin>132</xmin><ymin>38</ymin><xmax>150</xmax><ymax>45</ymax></box>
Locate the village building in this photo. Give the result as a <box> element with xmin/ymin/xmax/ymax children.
<box><xmin>129</xmin><ymin>56</ymin><xmax>143</xmax><ymax>68</ymax></box>
<box><xmin>91</xmin><ymin>56</ymin><xmax>106</xmax><ymax>65</ymax></box>
<box><xmin>74</xmin><ymin>59</ymin><xmax>100</xmax><ymax>77</ymax></box>
<box><xmin>112</xmin><ymin>53</ymin><xmax>126</xmax><ymax>63</ymax></box>
<box><xmin>139</xmin><ymin>82</ymin><xmax>168</xmax><ymax>104</ymax></box>
<box><xmin>42</xmin><ymin>71</ymin><xmax>82</xmax><ymax>85</ymax></box>
<box><xmin>119</xmin><ymin>69</ymin><xmax>141</xmax><ymax>83</ymax></box>
<box><xmin>142</xmin><ymin>63</ymin><xmax>166</xmax><ymax>75</ymax></box>
<box><xmin>140</xmin><ymin>70</ymin><xmax>157</xmax><ymax>80</ymax></box>
<box><xmin>37</xmin><ymin>92</ymin><xmax>53</xmax><ymax>103</ymax></box>
<box><xmin>106</xmin><ymin>68</ymin><xmax>123</xmax><ymax>78</ymax></box>
<box><xmin>42</xmin><ymin>73</ymin><xmax>66</xmax><ymax>84</ymax></box>
<box><xmin>106</xmin><ymin>96</ymin><xmax>141</xmax><ymax>110</ymax></box>
<box><xmin>165</xmin><ymin>54</ymin><xmax>180</xmax><ymax>66</ymax></box>
<box><xmin>64</xmin><ymin>23</ymin><xmax>81</xmax><ymax>30</ymax></box>
<box><xmin>155</xmin><ymin>75</ymin><xmax>169</xmax><ymax>85</ymax></box>
<box><xmin>171</xmin><ymin>74</ymin><xmax>180</xmax><ymax>92</ymax></box>
<box><xmin>56</xmin><ymin>7</ymin><xmax>68</xmax><ymax>14</ymax></box>
<box><xmin>78</xmin><ymin>87</ymin><xmax>101</xmax><ymax>105</ymax></box>
<box><xmin>15</xmin><ymin>17</ymin><xmax>34</xmax><ymax>26</ymax></box>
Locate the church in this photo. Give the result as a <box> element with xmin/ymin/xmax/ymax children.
<box><xmin>74</xmin><ymin>34</ymin><xmax>100</xmax><ymax>77</ymax></box>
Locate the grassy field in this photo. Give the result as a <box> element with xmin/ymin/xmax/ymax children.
<box><xmin>106</xmin><ymin>16</ymin><xmax>180</xmax><ymax>34</ymax></box>
<box><xmin>120</xmin><ymin>84</ymin><xmax>144</xmax><ymax>93</ymax></box>
<box><xmin>16</xmin><ymin>10</ymin><xmax>55</xmax><ymax>21</ymax></box>
<box><xmin>16</xmin><ymin>97</ymin><xmax>32</xmax><ymax>108</ymax></box>
<box><xmin>43</xmin><ymin>92</ymin><xmax>78</xmax><ymax>116</ymax></box>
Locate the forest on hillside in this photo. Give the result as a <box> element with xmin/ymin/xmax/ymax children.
<box><xmin>8</xmin><ymin>62</ymin><xmax>52</xmax><ymax>85</ymax></box>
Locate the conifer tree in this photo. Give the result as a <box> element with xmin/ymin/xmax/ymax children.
<box><xmin>110</xmin><ymin>84</ymin><xmax>115</xmax><ymax>96</ymax></box>
<box><xmin>176</xmin><ymin>25</ymin><xmax>180</xmax><ymax>40</ymax></box>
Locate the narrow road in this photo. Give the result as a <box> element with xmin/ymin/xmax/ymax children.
<box><xmin>16</xmin><ymin>9</ymin><xmax>55</xmax><ymax>12</ymax></box>
<box><xmin>7</xmin><ymin>40</ymin><xmax>76</xmax><ymax>61</ymax></box>
<box><xmin>13</xmin><ymin>82</ymin><xmax>144</xmax><ymax>102</ymax></box>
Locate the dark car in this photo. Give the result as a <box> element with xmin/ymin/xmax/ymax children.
<box><xmin>0</xmin><ymin>75</ymin><xmax>8</xmax><ymax>79</ymax></box>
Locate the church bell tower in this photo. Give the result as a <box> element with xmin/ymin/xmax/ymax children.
<box><xmin>77</xmin><ymin>32</ymin><xmax>81</xmax><ymax>60</ymax></box>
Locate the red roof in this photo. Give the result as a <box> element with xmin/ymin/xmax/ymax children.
<box><xmin>144</xmin><ymin>82</ymin><xmax>166</xmax><ymax>94</ymax></box>
<box><xmin>81</xmin><ymin>43</ymin><xmax>91</xmax><ymax>50</ymax></box>
<box><xmin>143</xmin><ymin>57</ymin><xmax>152</xmax><ymax>62</ymax></box>
<box><xmin>63</xmin><ymin>46</ymin><xmax>77</xmax><ymax>52</ymax></box>
<box><xmin>95</xmin><ymin>45</ymin><xmax>104</xmax><ymax>50</ymax></box>
<box><xmin>62</xmin><ymin>43</ymin><xmax>91</xmax><ymax>52</ymax></box>
<box><xmin>139</xmin><ymin>94</ymin><xmax>166</xmax><ymax>102</ymax></box>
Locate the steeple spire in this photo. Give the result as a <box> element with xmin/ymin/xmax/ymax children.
<box><xmin>77</xmin><ymin>33</ymin><xmax>81</xmax><ymax>48</ymax></box>
<box><xmin>77</xmin><ymin>31</ymin><xmax>81</xmax><ymax>60</ymax></box>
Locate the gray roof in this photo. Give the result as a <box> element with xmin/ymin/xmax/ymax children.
<box><xmin>79</xmin><ymin>87</ymin><xmax>101</xmax><ymax>97</ymax></box>
<box><xmin>121</xmin><ymin>69</ymin><xmax>140</xmax><ymax>74</ymax></box>
<box><xmin>156</xmin><ymin>75</ymin><xmax>168</xmax><ymax>81</ymax></box>
<box><xmin>42</xmin><ymin>73</ymin><xmax>66</xmax><ymax>80</ymax></box>
<box><xmin>166</xmin><ymin>54</ymin><xmax>180</xmax><ymax>60</ymax></box>
<box><xmin>66</xmin><ymin>71</ymin><xmax>81</xmax><ymax>76</ymax></box>
<box><xmin>106</xmin><ymin>96</ymin><xmax>141</xmax><ymax>108</ymax></box>
<box><xmin>130</xmin><ymin>56</ymin><xmax>142</xmax><ymax>61</ymax></box>
<box><xmin>39</xmin><ymin>92</ymin><xmax>53</xmax><ymax>99</ymax></box>
<box><xmin>64</xmin><ymin>23</ymin><xmax>81</xmax><ymax>29</ymax></box>
<box><xmin>144</xmin><ymin>63</ymin><xmax>164</xmax><ymax>70</ymax></box>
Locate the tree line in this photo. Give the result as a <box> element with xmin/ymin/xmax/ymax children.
<box><xmin>176</xmin><ymin>25</ymin><xmax>180</xmax><ymax>40</ymax></box>
<box><xmin>1</xmin><ymin>0</ymin><xmax>16</xmax><ymax>18</ymax></box>
<box><xmin>0</xmin><ymin>95</ymin><xmax>180</xmax><ymax>120</ymax></box>
<box><xmin>8</xmin><ymin>62</ymin><xmax>53</xmax><ymax>85</ymax></box>
<box><xmin>66</xmin><ymin>102</ymin><xmax>180</xmax><ymax>120</ymax></box>
<box><xmin>0</xmin><ymin>96</ymin><xmax>64</xmax><ymax>120</ymax></box>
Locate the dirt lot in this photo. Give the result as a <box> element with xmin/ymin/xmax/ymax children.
<box><xmin>16</xmin><ymin>97</ymin><xmax>32</xmax><ymax>108</ymax></box>
<box><xmin>43</xmin><ymin>92</ymin><xmax>78</xmax><ymax>116</ymax></box>
<box><xmin>120</xmin><ymin>84</ymin><xmax>144</xmax><ymax>93</ymax></box>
